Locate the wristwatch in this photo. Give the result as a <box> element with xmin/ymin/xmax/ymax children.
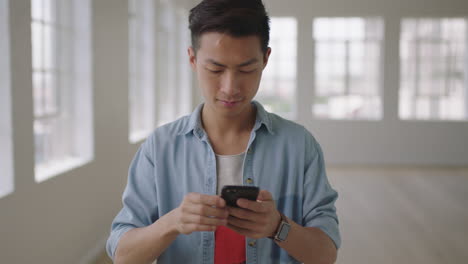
<box><xmin>270</xmin><ymin>212</ymin><xmax>291</xmax><ymax>242</ymax></box>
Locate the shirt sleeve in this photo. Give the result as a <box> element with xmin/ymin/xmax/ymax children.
<box><xmin>302</xmin><ymin>129</ymin><xmax>341</xmax><ymax>249</ymax></box>
<box><xmin>106</xmin><ymin>140</ymin><xmax>158</xmax><ymax>260</ymax></box>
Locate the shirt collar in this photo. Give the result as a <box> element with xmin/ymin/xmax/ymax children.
<box><xmin>179</xmin><ymin>100</ymin><xmax>274</xmax><ymax>137</ymax></box>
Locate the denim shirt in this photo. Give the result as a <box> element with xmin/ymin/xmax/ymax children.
<box><xmin>106</xmin><ymin>101</ymin><xmax>341</xmax><ymax>264</ymax></box>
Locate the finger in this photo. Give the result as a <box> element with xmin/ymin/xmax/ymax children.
<box><xmin>182</xmin><ymin>213</ymin><xmax>227</xmax><ymax>226</ymax></box>
<box><xmin>236</xmin><ymin>198</ymin><xmax>268</xmax><ymax>213</ymax></box>
<box><xmin>183</xmin><ymin>203</ymin><xmax>229</xmax><ymax>219</ymax></box>
<box><xmin>257</xmin><ymin>190</ymin><xmax>273</xmax><ymax>201</ymax></box>
<box><xmin>185</xmin><ymin>223</ymin><xmax>218</xmax><ymax>233</ymax></box>
<box><xmin>227</xmin><ymin>215</ymin><xmax>258</xmax><ymax>231</ymax></box>
<box><xmin>226</xmin><ymin>224</ymin><xmax>259</xmax><ymax>239</ymax></box>
<box><xmin>187</xmin><ymin>193</ymin><xmax>225</xmax><ymax>208</ymax></box>
<box><xmin>227</xmin><ymin>206</ymin><xmax>261</xmax><ymax>221</ymax></box>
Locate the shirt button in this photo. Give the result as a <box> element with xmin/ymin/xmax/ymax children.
<box><xmin>246</xmin><ymin>178</ymin><xmax>253</xmax><ymax>184</ymax></box>
<box><xmin>248</xmin><ymin>240</ymin><xmax>256</xmax><ymax>247</ymax></box>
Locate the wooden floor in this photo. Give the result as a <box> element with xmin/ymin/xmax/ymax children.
<box><xmin>94</xmin><ymin>167</ymin><xmax>468</xmax><ymax>264</ymax></box>
<box><xmin>328</xmin><ymin>166</ymin><xmax>468</xmax><ymax>264</ymax></box>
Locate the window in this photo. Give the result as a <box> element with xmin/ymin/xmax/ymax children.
<box><xmin>176</xmin><ymin>8</ymin><xmax>192</xmax><ymax>117</ymax></box>
<box><xmin>31</xmin><ymin>0</ymin><xmax>93</xmax><ymax>182</ymax></box>
<box><xmin>400</xmin><ymin>18</ymin><xmax>468</xmax><ymax>121</ymax></box>
<box><xmin>156</xmin><ymin>2</ymin><xmax>192</xmax><ymax>126</ymax></box>
<box><xmin>313</xmin><ymin>17</ymin><xmax>384</xmax><ymax>120</ymax></box>
<box><xmin>0</xmin><ymin>0</ymin><xmax>14</xmax><ymax>198</ymax></box>
<box><xmin>156</xmin><ymin>2</ymin><xmax>176</xmax><ymax>125</ymax></box>
<box><xmin>257</xmin><ymin>17</ymin><xmax>297</xmax><ymax>119</ymax></box>
<box><xmin>129</xmin><ymin>0</ymin><xmax>155</xmax><ymax>143</ymax></box>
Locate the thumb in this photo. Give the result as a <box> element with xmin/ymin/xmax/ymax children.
<box><xmin>257</xmin><ymin>190</ymin><xmax>273</xmax><ymax>201</ymax></box>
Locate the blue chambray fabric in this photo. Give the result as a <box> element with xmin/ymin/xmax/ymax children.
<box><xmin>106</xmin><ymin>101</ymin><xmax>341</xmax><ymax>264</ymax></box>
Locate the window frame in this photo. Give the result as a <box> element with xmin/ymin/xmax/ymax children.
<box><xmin>399</xmin><ymin>17</ymin><xmax>468</xmax><ymax>121</ymax></box>
<box><xmin>312</xmin><ymin>17</ymin><xmax>384</xmax><ymax>120</ymax></box>
<box><xmin>31</xmin><ymin>0</ymin><xmax>93</xmax><ymax>182</ymax></box>
<box><xmin>156</xmin><ymin>2</ymin><xmax>192</xmax><ymax>126</ymax></box>
<box><xmin>257</xmin><ymin>16</ymin><xmax>298</xmax><ymax>119</ymax></box>
<box><xmin>128</xmin><ymin>0</ymin><xmax>156</xmax><ymax>143</ymax></box>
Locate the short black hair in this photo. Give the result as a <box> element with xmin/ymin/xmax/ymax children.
<box><xmin>189</xmin><ymin>0</ymin><xmax>270</xmax><ymax>54</ymax></box>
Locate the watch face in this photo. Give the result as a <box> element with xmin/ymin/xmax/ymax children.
<box><xmin>276</xmin><ymin>222</ymin><xmax>291</xmax><ymax>241</ymax></box>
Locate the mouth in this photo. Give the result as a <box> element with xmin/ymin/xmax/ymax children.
<box><xmin>217</xmin><ymin>99</ymin><xmax>242</xmax><ymax>107</ymax></box>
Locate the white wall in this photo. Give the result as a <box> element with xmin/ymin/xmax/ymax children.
<box><xmin>3</xmin><ymin>0</ymin><xmax>146</xmax><ymax>263</ymax></box>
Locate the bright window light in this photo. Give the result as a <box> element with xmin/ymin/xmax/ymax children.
<box><xmin>257</xmin><ymin>17</ymin><xmax>297</xmax><ymax>119</ymax></box>
<box><xmin>0</xmin><ymin>0</ymin><xmax>14</xmax><ymax>198</ymax></box>
<box><xmin>31</xmin><ymin>0</ymin><xmax>93</xmax><ymax>182</ymax></box>
<box><xmin>129</xmin><ymin>0</ymin><xmax>156</xmax><ymax>143</ymax></box>
<box><xmin>313</xmin><ymin>17</ymin><xmax>384</xmax><ymax>120</ymax></box>
<box><xmin>156</xmin><ymin>3</ymin><xmax>192</xmax><ymax>126</ymax></box>
<box><xmin>400</xmin><ymin>18</ymin><xmax>468</xmax><ymax>121</ymax></box>
<box><xmin>176</xmin><ymin>8</ymin><xmax>192</xmax><ymax>117</ymax></box>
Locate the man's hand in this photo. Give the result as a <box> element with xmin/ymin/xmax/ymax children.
<box><xmin>172</xmin><ymin>193</ymin><xmax>229</xmax><ymax>235</ymax></box>
<box><xmin>226</xmin><ymin>190</ymin><xmax>281</xmax><ymax>239</ymax></box>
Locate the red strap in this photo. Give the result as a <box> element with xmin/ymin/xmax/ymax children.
<box><xmin>214</xmin><ymin>226</ymin><xmax>246</xmax><ymax>264</ymax></box>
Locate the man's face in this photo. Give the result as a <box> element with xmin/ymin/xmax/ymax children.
<box><xmin>189</xmin><ymin>32</ymin><xmax>271</xmax><ymax>118</ymax></box>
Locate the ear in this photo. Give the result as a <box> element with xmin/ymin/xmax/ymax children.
<box><xmin>262</xmin><ymin>47</ymin><xmax>272</xmax><ymax>69</ymax></box>
<box><xmin>188</xmin><ymin>46</ymin><xmax>197</xmax><ymax>70</ymax></box>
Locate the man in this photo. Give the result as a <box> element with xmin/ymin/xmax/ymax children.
<box><xmin>106</xmin><ymin>0</ymin><xmax>340</xmax><ymax>263</ymax></box>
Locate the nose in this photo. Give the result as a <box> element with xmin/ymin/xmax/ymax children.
<box><xmin>220</xmin><ymin>71</ymin><xmax>240</xmax><ymax>96</ymax></box>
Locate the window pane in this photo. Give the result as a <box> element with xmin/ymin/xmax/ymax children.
<box><xmin>315</xmin><ymin>41</ymin><xmax>346</xmax><ymax>96</ymax></box>
<box><xmin>313</xmin><ymin>17</ymin><xmax>384</xmax><ymax>120</ymax></box>
<box><xmin>43</xmin><ymin>24</ymin><xmax>56</xmax><ymax>70</ymax></box>
<box><xmin>32</xmin><ymin>71</ymin><xmax>45</xmax><ymax>116</ymax></box>
<box><xmin>0</xmin><ymin>0</ymin><xmax>14</xmax><ymax>198</ymax></box>
<box><xmin>128</xmin><ymin>0</ymin><xmax>155</xmax><ymax>143</ymax></box>
<box><xmin>31</xmin><ymin>0</ymin><xmax>43</xmax><ymax>21</ymax></box>
<box><xmin>31</xmin><ymin>21</ymin><xmax>43</xmax><ymax>69</ymax></box>
<box><xmin>43</xmin><ymin>72</ymin><xmax>58</xmax><ymax>115</ymax></box>
<box><xmin>256</xmin><ymin>17</ymin><xmax>297</xmax><ymax>118</ymax></box>
<box><xmin>400</xmin><ymin>18</ymin><xmax>468</xmax><ymax>120</ymax></box>
<box><xmin>43</xmin><ymin>0</ymin><xmax>54</xmax><ymax>23</ymax></box>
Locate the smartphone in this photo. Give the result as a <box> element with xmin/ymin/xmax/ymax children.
<box><xmin>221</xmin><ymin>185</ymin><xmax>260</xmax><ymax>208</ymax></box>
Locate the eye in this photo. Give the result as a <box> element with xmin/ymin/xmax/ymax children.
<box><xmin>240</xmin><ymin>69</ymin><xmax>256</xmax><ymax>74</ymax></box>
<box><xmin>206</xmin><ymin>68</ymin><xmax>223</xmax><ymax>74</ymax></box>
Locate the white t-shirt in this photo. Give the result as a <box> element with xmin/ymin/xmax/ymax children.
<box><xmin>215</xmin><ymin>152</ymin><xmax>245</xmax><ymax>195</ymax></box>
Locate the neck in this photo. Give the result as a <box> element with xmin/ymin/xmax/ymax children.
<box><xmin>201</xmin><ymin>103</ymin><xmax>256</xmax><ymax>137</ymax></box>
